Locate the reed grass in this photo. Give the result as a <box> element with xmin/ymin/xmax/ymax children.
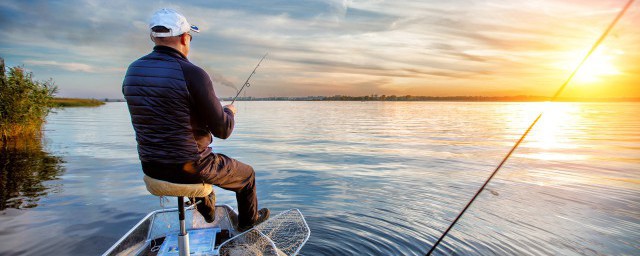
<box><xmin>0</xmin><ymin>58</ymin><xmax>57</xmax><ymax>141</ymax></box>
<box><xmin>52</xmin><ymin>98</ymin><xmax>105</xmax><ymax>107</ymax></box>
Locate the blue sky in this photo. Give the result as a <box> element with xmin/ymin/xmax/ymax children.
<box><xmin>1</xmin><ymin>0</ymin><xmax>638</xmax><ymax>98</ymax></box>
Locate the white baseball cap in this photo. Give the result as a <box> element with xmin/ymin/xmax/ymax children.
<box><xmin>149</xmin><ymin>8</ymin><xmax>199</xmax><ymax>37</ymax></box>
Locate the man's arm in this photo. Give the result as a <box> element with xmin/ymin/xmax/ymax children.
<box><xmin>184</xmin><ymin>64</ymin><xmax>235</xmax><ymax>139</ymax></box>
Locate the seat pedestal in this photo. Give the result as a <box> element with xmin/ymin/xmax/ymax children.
<box><xmin>143</xmin><ymin>175</ymin><xmax>213</xmax><ymax>256</ymax></box>
<box><xmin>177</xmin><ymin>196</ymin><xmax>189</xmax><ymax>256</ymax></box>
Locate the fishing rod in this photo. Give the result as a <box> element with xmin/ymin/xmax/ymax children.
<box><xmin>231</xmin><ymin>53</ymin><xmax>268</xmax><ymax>104</ymax></box>
<box><xmin>426</xmin><ymin>0</ymin><xmax>635</xmax><ymax>255</ymax></box>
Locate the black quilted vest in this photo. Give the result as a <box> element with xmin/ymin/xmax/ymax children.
<box><xmin>123</xmin><ymin>49</ymin><xmax>200</xmax><ymax>164</ymax></box>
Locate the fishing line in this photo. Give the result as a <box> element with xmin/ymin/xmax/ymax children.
<box><xmin>231</xmin><ymin>53</ymin><xmax>268</xmax><ymax>104</ymax></box>
<box><xmin>426</xmin><ymin>0</ymin><xmax>635</xmax><ymax>254</ymax></box>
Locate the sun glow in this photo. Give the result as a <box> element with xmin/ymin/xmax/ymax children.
<box><xmin>565</xmin><ymin>48</ymin><xmax>622</xmax><ymax>84</ymax></box>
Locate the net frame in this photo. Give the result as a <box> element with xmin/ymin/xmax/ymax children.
<box><xmin>218</xmin><ymin>209</ymin><xmax>310</xmax><ymax>256</ymax></box>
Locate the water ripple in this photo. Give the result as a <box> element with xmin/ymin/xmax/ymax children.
<box><xmin>0</xmin><ymin>102</ymin><xmax>638</xmax><ymax>255</ymax></box>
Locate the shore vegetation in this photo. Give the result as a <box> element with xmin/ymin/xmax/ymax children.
<box><xmin>52</xmin><ymin>98</ymin><xmax>105</xmax><ymax>107</ymax></box>
<box><xmin>0</xmin><ymin>58</ymin><xmax>57</xmax><ymax>142</ymax></box>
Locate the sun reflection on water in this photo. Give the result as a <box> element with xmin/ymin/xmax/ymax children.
<box><xmin>500</xmin><ymin>102</ymin><xmax>640</xmax><ymax>189</ymax></box>
<box><xmin>518</xmin><ymin>102</ymin><xmax>587</xmax><ymax>161</ymax></box>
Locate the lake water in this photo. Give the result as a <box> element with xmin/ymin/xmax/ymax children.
<box><xmin>0</xmin><ymin>101</ymin><xmax>638</xmax><ymax>255</ymax></box>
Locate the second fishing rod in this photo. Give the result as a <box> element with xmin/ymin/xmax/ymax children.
<box><xmin>426</xmin><ymin>0</ymin><xmax>635</xmax><ymax>255</ymax></box>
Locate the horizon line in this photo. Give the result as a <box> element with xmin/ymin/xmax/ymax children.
<box><xmin>64</xmin><ymin>95</ymin><xmax>640</xmax><ymax>102</ymax></box>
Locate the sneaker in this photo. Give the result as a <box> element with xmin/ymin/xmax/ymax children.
<box><xmin>238</xmin><ymin>208</ymin><xmax>270</xmax><ymax>232</ymax></box>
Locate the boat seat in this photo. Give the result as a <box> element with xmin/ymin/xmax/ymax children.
<box><xmin>143</xmin><ymin>175</ymin><xmax>214</xmax><ymax>256</ymax></box>
<box><xmin>143</xmin><ymin>175</ymin><xmax>213</xmax><ymax>198</ymax></box>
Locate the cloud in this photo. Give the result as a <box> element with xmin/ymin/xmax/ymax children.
<box><xmin>24</xmin><ymin>60</ymin><xmax>98</xmax><ymax>73</ymax></box>
<box><xmin>22</xmin><ymin>59</ymin><xmax>126</xmax><ymax>74</ymax></box>
<box><xmin>1</xmin><ymin>0</ymin><xmax>639</xmax><ymax>98</ymax></box>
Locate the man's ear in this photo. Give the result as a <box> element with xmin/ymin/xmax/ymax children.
<box><xmin>181</xmin><ymin>34</ymin><xmax>189</xmax><ymax>45</ymax></box>
<box><xmin>150</xmin><ymin>35</ymin><xmax>155</xmax><ymax>43</ymax></box>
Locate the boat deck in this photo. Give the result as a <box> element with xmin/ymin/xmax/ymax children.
<box><xmin>103</xmin><ymin>205</ymin><xmax>240</xmax><ymax>256</ymax></box>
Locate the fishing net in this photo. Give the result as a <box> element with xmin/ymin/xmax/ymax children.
<box><xmin>219</xmin><ymin>209</ymin><xmax>310</xmax><ymax>256</ymax></box>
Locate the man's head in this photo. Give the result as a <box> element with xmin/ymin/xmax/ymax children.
<box><xmin>149</xmin><ymin>9</ymin><xmax>199</xmax><ymax>56</ymax></box>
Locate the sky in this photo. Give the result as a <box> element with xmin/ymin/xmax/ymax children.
<box><xmin>0</xmin><ymin>0</ymin><xmax>638</xmax><ymax>99</ymax></box>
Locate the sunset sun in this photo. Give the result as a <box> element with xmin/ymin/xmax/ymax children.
<box><xmin>572</xmin><ymin>48</ymin><xmax>622</xmax><ymax>84</ymax></box>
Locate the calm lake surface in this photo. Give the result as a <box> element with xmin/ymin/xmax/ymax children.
<box><xmin>0</xmin><ymin>101</ymin><xmax>638</xmax><ymax>255</ymax></box>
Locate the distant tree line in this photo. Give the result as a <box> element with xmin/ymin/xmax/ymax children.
<box><xmin>225</xmin><ymin>95</ymin><xmax>553</xmax><ymax>102</ymax></box>
<box><xmin>223</xmin><ymin>94</ymin><xmax>638</xmax><ymax>102</ymax></box>
<box><xmin>320</xmin><ymin>95</ymin><xmax>552</xmax><ymax>101</ymax></box>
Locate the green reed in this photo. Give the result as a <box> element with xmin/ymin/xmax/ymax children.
<box><xmin>51</xmin><ymin>98</ymin><xmax>104</xmax><ymax>107</ymax></box>
<box><xmin>0</xmin><ymin>57</ymin><xmax>58</xmax><ymax>141</ymax></box>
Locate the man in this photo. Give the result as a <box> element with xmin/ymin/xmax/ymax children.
<box><xmin>122</xmin><ymin>8</ymin><xmax>269</xmax><ymax>231</ymax></box>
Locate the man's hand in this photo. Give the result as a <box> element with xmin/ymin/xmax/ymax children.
<box><xmin>224</xmin><ymin>104</ymin><xmax>237</xmax><ymax>115</ymax></box>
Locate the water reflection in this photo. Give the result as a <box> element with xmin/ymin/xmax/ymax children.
<box><xmin>0</xmin><ymin>137</ymin><xmax>64</xmax><ymax>210</ymax></box>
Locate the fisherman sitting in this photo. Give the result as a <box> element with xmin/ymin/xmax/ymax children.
<box><xmin>122</xmin><ymin>8</ymin><xmax>269</xmax><ymax>231</ymax></box>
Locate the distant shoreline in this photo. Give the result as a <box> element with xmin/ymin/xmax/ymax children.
<box><xmin>52</xmin><ymin>98</ymin><xmax>105</xmax><ymax>107</ymax></box>
<box><xmin>101</xmin><ymin>96</ymin><xmax>640</xmax><ymax>102</ymax></box>
<box><xmin>220</xmin><ymin>95</ymin><xmax>640</xmax><ymax>102</ymax></box>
